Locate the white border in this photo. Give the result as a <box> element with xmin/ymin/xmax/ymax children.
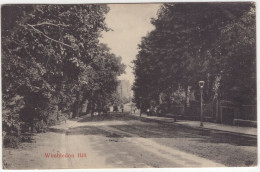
<box><xmin>0</xmin><ymin>0</ymin><xmax>257</xmax><ymax>4</ymax></box>
<box><xmin>0</xmin><ymin>1</ymin><xmax>259</xmax><ymax>172</ymax></box>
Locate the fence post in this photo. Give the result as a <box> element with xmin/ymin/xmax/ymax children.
<box><xmin>220</xmin><ymin>106</ymin><xmax>223</xmax><ymax>123</ymax></box>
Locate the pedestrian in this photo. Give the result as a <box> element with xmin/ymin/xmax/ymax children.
<box><xmin>120</xmin><ymin>104</ymin><xmax>124</xmax><ymax>113</ymax></box>
<box><xmin>133</xmin><ymin>107</ymin><xmax>136</xmax><ymax>114</ymax></box>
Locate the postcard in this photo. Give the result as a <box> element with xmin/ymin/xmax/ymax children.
<box><xmin>1</xmin><ymin>1</ymin><xmax>257</xmax><ymax>170</ymax></box>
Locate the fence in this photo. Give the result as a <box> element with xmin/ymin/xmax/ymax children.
<box><xmin>169</xmin><ymin>105</ymin><xmax>185</xmax><ymax>115</ymax></box>
<box><xmin>165</xmin><ymin>100</ymin><xmax>256</xmax><ymax>126</ymax></box>
<box><xmin>240</xmin><ymin>105</ymin><xmax>257</xmax><ymax>121</ymax></box>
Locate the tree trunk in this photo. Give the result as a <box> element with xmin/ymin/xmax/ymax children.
<box><xmin>90</xmin><ymin>100</ymin><xmax>95</xmax><ymax>117</ymax></box>
<box><xmin>73</xmin><ymin>91</ymin><xmax>82</xmax><ymax>118</ymax></box>
<box><xmin>184</xmin><ymin>85</ymin><xmax>188</xmax><ymax>115</ymax></box>
<box><xmin>30</xmin><ymin>121</ymin><xmax>34</xmax><ymax>132</ymax></box>
<box><xmin>80</xmin><ymin>99</ymin><xmax>88</xmax><ymax>115</ymax></box>
<box><xmin>74</xmin><ymin>103</ymin><xmax>81</xmax><ymax>117</ymax></box>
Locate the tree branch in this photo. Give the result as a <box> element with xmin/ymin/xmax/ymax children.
<box><xmin>30</xmin><ymin>22</ymin><xmax>70</xmax><ymax>27</ymax></box>
<box><xmin>27</xmin><ymin>24</ymin><xmax>75</xmax><ymax>49</ymax></box>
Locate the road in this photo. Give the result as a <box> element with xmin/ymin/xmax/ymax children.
<box><xmin>3</xmin><ymin>108</ymin><xmax>257</xmax><ymax>169</ymax></box>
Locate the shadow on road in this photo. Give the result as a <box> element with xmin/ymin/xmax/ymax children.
<box><xmin>47</xmin><ymin>127</ymin><xmax>67</xmax><ymax>134</ymax></box>
<box><xmin>110</xmin><ymin>123</ymin><xmax>257</xmax><ymax>147</ymax></box>
<box><xmin>47</xmin><ymin>113</ymin><xmax>257</xmax><ymax>147</ymax></box>
<box><xmin>67</xmin><ymin>125</ymin><xmax>120</xmax><ymax>137</ymax></box>
<box><xmin>77</xmin><ymin>112</ymin><xmax>135</xmax><ymax>122</ymax></box>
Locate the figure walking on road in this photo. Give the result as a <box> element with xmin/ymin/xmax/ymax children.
<box><xmin>120</xmin><ymin>104</ymin><xmax>124</xmax><ymax>113</ymax></box>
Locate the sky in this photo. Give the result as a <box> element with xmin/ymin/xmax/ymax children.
<box><xmin>100</xmin><ymin>4</ymin><xmax>161</xmax><ymax>84</ymax></box>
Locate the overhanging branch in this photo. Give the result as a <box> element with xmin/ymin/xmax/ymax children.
<box><xmin>30</xmin><ymin>22</ymin><xmax>70</xmax><ymax>27</ymax></box>
<box><xmin>27</xmin><ymin>24</ymin><xmax>75</xmax><ymax>49</ymax></box>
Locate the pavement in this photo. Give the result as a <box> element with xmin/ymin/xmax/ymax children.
<box><xmin>131</xmin><ymin>112</ymin><xmax>257</xmax><ymax>137</ymax></box>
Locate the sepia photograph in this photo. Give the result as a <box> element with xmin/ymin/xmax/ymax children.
<box><xmin>1</xmin><ymin>0</ymin><xmax>257</xmax><ymax>170</ymax></box>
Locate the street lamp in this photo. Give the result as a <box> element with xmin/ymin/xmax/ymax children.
<box><xmin>199</xmin><ymin>81</ymin><xmax>205</xmax><ymax>127</ymax></box>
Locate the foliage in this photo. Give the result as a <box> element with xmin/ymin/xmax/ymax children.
<box><xmin>2</xmin><ymin>4</ymin><xmax>125</xmax><ymax>146</ymax></box>
<box><xmin>133</xmin><ymin>2</ymin><xmax>256</xmax><ymax>109</ymax></box>
<box><xmin>3</xmin><ymin>135</ymin><xmax>20</xmax><ymax>148</ymax></box>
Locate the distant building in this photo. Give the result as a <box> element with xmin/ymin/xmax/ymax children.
<box><xmin>117</xmin><ymin>80</ymin><xmax>132</xmax><ymax>100</ymax></box>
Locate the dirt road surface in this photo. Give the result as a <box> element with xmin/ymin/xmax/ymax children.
<box><xmin>3</xmin><ymin>112</ymin><xmax>257</xmax><ymax>169</ymax></box>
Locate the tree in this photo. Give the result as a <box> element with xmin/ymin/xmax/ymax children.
<box><xmin>2</xmin><ymin>4</ymin><xmax>125</xmax><ymax>146</ymax></box>
<box><xmin>212</xmin><ymin>6</ymin><xmax>256</xmax><ymax>104</ymax></box>
<box><xmin>72</xmin><ymin>44</ymin><xmax>126</xmax><ymax>117</ymax></box>
<box><xmin>133</xmin><ymin>2</ymin><xmax>256</xmax><ymax>111</ymax></box>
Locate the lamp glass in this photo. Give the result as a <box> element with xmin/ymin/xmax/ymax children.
<box><xmin>199</xmin><ymin>81</ymin><xmax>205</xmax><ymax>88</ymax></box>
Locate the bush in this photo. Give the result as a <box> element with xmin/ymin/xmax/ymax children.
<box><xmin>34</xmin><ymin>120</ymin><xmax>47</xmax><ymax>133</ymax></box>
<box><xmin>3</xmin><ymin>135</ymin><xmax>19</xmax><ymax>148</ymax></box>
<box><xmin>47</xmin><ymin>119</ymin><xmax>56</xmax><ymax>126</ymax></box>
<box><xmin>20</xmin><ymin>135</ymin><xmax>33</xmax><ymax>143</ymax></box>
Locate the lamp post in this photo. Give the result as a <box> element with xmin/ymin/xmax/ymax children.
<box><xmin>199</xmin><ymin>81</ymin><xmax>205</xmax><ymax>127</ymax></box>
<box><xmin>139</xmin><ymin>96</ymin><xmax>142</xmax><ymax>117</ymax></box>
